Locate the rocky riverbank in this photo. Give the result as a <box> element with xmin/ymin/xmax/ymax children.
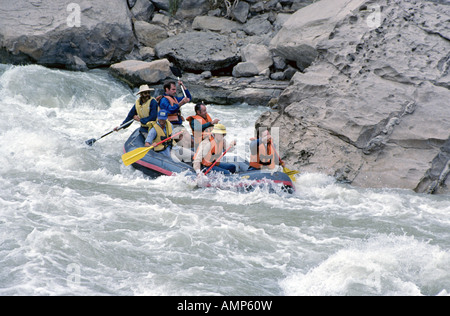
<box><xmin>0</xmin><ymin>0</ymin><xmax>312</xmax><ymax>105</ymax></box>
<box><xmin>1</xmin><ymin>0</ymin><xmax>449</xmax><ymax>193</ymax></box>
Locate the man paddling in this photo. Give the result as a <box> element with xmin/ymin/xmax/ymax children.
<box><xmin>159</xmin><ymin>80</ymin><xmax>192</xmax><ymax>126</ymax></box>
<box><xmin>114</xmin><ymin>84</ymin><xmax>158</xmax><ymax>138</ymax></box>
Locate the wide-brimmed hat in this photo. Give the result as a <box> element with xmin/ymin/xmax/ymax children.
<box><xmin>212</xmin><ymin>124</ymin><xmax>227</xmax><ymax>134</ymax></box>
<box><xmin>136</xmin><ymin>84</ymin><xmax>154</xmax><ymax>95</ymax></box>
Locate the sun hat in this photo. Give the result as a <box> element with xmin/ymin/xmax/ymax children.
<box><xmin>136</xmin><ymin>84</ymin><xmax>154</xmax><ymax>95</ymax></box>
<box><xmin>212</xmin><ymin>124</ymin><xmax>227</xmax><ymax>134</ymax></box>
<box><xmin>157</xmin><ymin>109</ymin><xmax>169</xmax><ymax>120</ymax></box>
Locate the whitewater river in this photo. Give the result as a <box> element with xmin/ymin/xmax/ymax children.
<box><xmin>0</xmin><ymin>64</ymin><xmax>449</xmax><ymax>296</ymax></box>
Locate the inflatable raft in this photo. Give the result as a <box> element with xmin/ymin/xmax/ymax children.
<box><xmin>123</xmin><ymin>128</ymin><xmax>295</xmax><ymax>193</ymax></box>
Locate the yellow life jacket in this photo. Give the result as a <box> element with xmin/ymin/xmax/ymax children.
<box><xmin>148</xmin><ymin>121</ymin><xmax>175</xmax><ymax>152</ymax></box>
<box><xmin>135</xmin><ymin>97</ymin><xmax>157</xmax><ymax>128</ymax></box>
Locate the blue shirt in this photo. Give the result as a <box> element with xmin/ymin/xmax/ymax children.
<box><xmin>159</xmin><ymin>89</ymin><xmax>192</xmax><ymax>125</ymax></box>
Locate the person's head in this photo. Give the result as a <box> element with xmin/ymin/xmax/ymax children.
<box><xmin>157</xmin><ymin>109</ymin><xmax>168</xmax><ymax>127</ymax></box>
<box><xmin>163</xmin><ymin>81</ymin><xmax>177</xmax><ymax>96</ymax></box>
<box><xmin>195</xmin><ymin>103</ymin><xmax>208</xmax><ymax>119</ymax></box>
<box><xmin>173</xmin><ymin>126</ymin><xmax>190</xmax><ymax>144</ymax></box>
<box><xmin>212</xmin><ymin>123</ymin><xmax>226</xmax><ymax>141</ymax></box>
<box><xmin>137</xmin><ymin>85</ymin><xmax>154</xmax><ymax>103</ymax></box>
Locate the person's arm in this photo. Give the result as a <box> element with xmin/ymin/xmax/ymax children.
<box><xmin>184</xmin><ymin>89</ymin><xmax>192</xmax><ymax>102</ymax></box>
<box><xmin>145</xmin><ymin>128</ymin><xmax>157</xmax><ymax>147</ymax></box>
<box><xmin>193</xmin><ymin>141</ymin><xmax>210</xmax><ymax>173</ymax></box>
<box><xmin>115</xmin><ymin>106</ymin><xmax>137</xmax><ymax>131</ymax></box>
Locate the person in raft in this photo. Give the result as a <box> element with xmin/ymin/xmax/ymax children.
<box><xmin>114</xmin><ymin>84</ymin><xmax>158</xmax><ymax>138</ymax></box>
<box><xmin>248</xmin><ymin>129</ymin><xmax>278</xmax><ymax>171</ymax></box>
<box><xmin>159</xmin><ymin>80</ymin><xmax>192</xmax><ymax>126</ymax></box>
<box><xmin>186</xmin><ymin>103</ymin><xmax>220</xmax><ymax>151</ymax></box>
<box><xmin>144</xmin><ymin>110</ymin><xmax>176</xmax><ymax>158</ymax></box>
<box><xmin>193</xmin><ymin>124</ymin><xmax>237</xmax><ymax>175</ymax></box>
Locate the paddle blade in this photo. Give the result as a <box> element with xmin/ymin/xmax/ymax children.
<box><xmin>122</xmin><ymin>146</ymin><xmax>152</xmax><ymax>166</ymax></box>
<box><xmin>170</xmin><ymin>66</ymin><xmax>182</xmax><ymax>78</ymax></box>
<box><xmin>85</xmin><ymin>138</ymin><xmax>96</xmax><ymax>146</ymax></box>
<box><xmin>283</xmin><ymin>166</ymin><xmax>299</xmax><ymax>183</ymax></box>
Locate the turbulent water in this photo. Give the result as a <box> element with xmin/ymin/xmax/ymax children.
<box><xmin>0</xmin><ymin>64</ymin><xmax>449</xmax><ymax>296</ymax></box>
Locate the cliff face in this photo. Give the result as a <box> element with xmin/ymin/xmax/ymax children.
<box><xmin>261</xmin><ymin>0</ymin><xmax>450</xmax><ymax>193</ymax></box>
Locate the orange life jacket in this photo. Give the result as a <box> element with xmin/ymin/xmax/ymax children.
<box><xmin>163</xmin><ymin>96</ymin><xmax>185</xmax><ymax>123</ymax></box>
<box><xmin>186</xmin><ymin>114</ymin><xmax>213</xmax><ymax>147</ymax></box>
<box><xmin>194</xmin><ymin>136</ymin><xmax>224</xmax><ymax>167</ymax></box>
<box><xmin>249</xmin><ymin>138</ymin><xmax>277</xmax><ymax>170</ymax></box>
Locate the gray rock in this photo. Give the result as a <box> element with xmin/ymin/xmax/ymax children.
<box><xmin>192</xmin><ymin>16</ymin><xmax>242</xmax><ymax>33</ymax></box>
<box><xmin>243</xmin><ymin>15</ymin><xmax>274</xmax><ymax>36</ymax></box>
<box><xmin>181</xmin><ymin>73</ymin><xmax>289</xmax><ymax>106</ymax></box>
<box><xmin>232</xmin><ymin>1</ymin><xmax>250</xmax><ymax>23</ymax></box>
<box><xmin>177</xmin><ymin>0</ymin><xmax>209</xmax><ymax>20</ymax></box>
<box><xmin>150</xmin><ymin>0</ymin><xmax>170</xmax><ymax>11</ymax></box>
<box><xmin>270</xmin><ymin>0</ymin><xmax>367</xmax><ymax>70</ymax></box>
<box><xmin>241</xmin><ymin>44</ymin><xmax>273</xmax><ymax>73</ymax></box>
<box><xmin>134</xmin><ymin>21</ymin><xmax>168</xmax><ymax>47</ymax></box>
<box><xmin>131</xmin><ymin>0</ymin><xmax>155</xmax><ymax>21</ymax></box>
<box><xmin>155</xmin><ymin>31</ymin><xmax>240</xmax><ymax>73</ymax></box>
<box><xmin>232</xmin><ymin>62</ymin><xmax>259</xmax><ymax>77</ymax></box>
<box><xmin>0</xmin><ymin>0</ymin><xmax>136</xmax><ymax>69</ymax></box>
<box><xmin>258</xmin><ymin>0</ymin><xmax>450</xmax><ymax>194</ymax></box>
<box><xmin>110</xmin><ymin>59</ymin><xmax>172</xmax><ymax>86</ymax></box>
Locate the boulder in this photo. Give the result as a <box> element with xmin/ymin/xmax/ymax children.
<box><xmin>232</xmin><ymin>62</ymin><xmax>259</xmax><ymax>77</ymax></box>
<box><xmin>110</xmin><ymin>59</ymin><xmax>172</xmax><ymax>87</ymax></box>
<box><xmin>131</xmin><ymin>0</ymin><xmax>155</xmax><ymax>21</ymax></box>
<box><xmin>134</xmin><ymin>21</ymin><xmax>168</xmax><ymax>47</ymax></box>
<box><xmin>258</xmin><ymin>0</ymin><xmax>450</xmax><ymax>194</ymax></box>
<box><xmin>232</xmin><ymin>1</ymin><xmax>250</xmax><ymax>23</ymax></box>
<box><xmin>177</xmin><ymin>0</ymin><xmax>209</xmax><ymax>20</ymax></box>
<box><xmin>0</xmin><ymin>0</ymin><xmax>136</xmax><ymax>69</ymax></box>
<box><xmin>155</xmin><ymin>31</ymin><xmax>240</xmax><ymax>73</ymax></box>
<box><xmin>192</xmin><ymin>16</ymin><xmax>242</xmax><ymax>33</ymax></box>
<box><xmin>241</xmin><ymin>44</ymin><xmax>273</xmax><ymax>73</ymax></box>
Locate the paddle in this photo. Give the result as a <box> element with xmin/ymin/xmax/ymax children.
<box><xmin>204</xmin><ymin>145</ymin><xmax>234</xmax><ymax>176</ymax></box>
<box><xmin>170</xmin><ymin>66</ymin><xmax>187</xmax><ymax>98</ymax></box>
<box><xmin>85</xmin><ymin>119</ymin><xmax>134</xmax><ymax>146</ymax></box>
<box><xmin>121</xmin><ymin>131</ymin><xmax>183</xmax><ymax>166</ymax></box>
<box><xmin>272</xmin><ymin>147</ymin><xmax>299</xmax><ymax>182</ymax></box>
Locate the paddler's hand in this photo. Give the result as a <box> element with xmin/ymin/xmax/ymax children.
<box><xmin>133</xmin><ymin>115</ymin><xmax>141</xmax><ymax>122</ymax></box>
<box><xmin>212</xmin><ymin>119</ymin><xmax>220</xmax><ymax>125</ymax></box>
<box><xmin>180</xmin><ymin>97</ymin><xmax>190</xmax><ymax>106</ymax></box>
